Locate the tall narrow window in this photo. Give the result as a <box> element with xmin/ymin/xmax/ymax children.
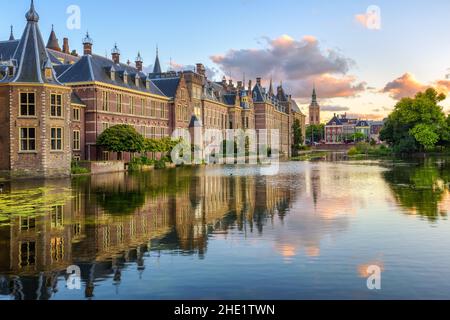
<box><xmin>73</xmin><ymin>130</ymin><xmax>80</xmax><ymax>151</ymax></box>
<box><xmin>20</xmin><ymin>128</ymin><xmax>36</xmax><ymax>151</ymax></box>
<box><xmin>20</xmin><ymin>92</ymin><xmax>35</xmax><ymax>117</ymax></box>
<box><xmin>117</xmin><ymin>94</ymin><xmax>122</xmax><ymax>113</ymax></box>
<box><xmin>50</xmin><ymin>94</ymin><xmax>63</xmax><ymax>117</ymax></box>
<box><xmin>73</xmin><ymin>107</ymin><xmax>80</xmax><ymax>121</ymax></box>
<box><xmin>51</xmin><ymin>128</ymin><xmax>63</xmax><ymax>151</ymax></box>
<box><xmin>130</xmin><ymin>97</ymin><xmax>135</xmax><ymax>114</ymax></box>
<box><xmin>102</xmin><ymin>91</ymin><xmax>109</xmax><ymax>111</ymax></box>
<box><xmin>141</xmin><ymin>99</ymin><xmax>145</xmax><ymax>116</ymax></box>
<box><xmin>150</xmin><ymin>100</ymin><xmax>156</xmax><ymax>117</ymax></box>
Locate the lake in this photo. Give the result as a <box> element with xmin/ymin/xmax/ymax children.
<box><xmin>0</xmin><ymin>156</ymin><xmax>450</xmax><ymax>300</ymax></box>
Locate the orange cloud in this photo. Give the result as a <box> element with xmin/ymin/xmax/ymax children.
<box><xmin>382</xmin><ymin>73</ymin><xmax>427</xmax><ymax>100</ymax></box>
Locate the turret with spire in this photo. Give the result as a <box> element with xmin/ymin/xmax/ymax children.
<box><xmin>83</xmin><ymin>31</ymin><xmax>93</xmax><ymax>55</ymax></box>
<box><xmin>46</xmin><ymin>24</ymin><xmax>61</xmax><ymax>52</ymax></box>
<box><xmin>153</xmin><ymin>46</ymin><xmax>162</xmax><ymax>74</ymax></box>
<box><xmin>268</xmin><ymin>77</ymin><xmax>274</xmax><ymax>96</ymax></box>
<box><xmin>135</xmin><ymin>52</ymin><xmax>143</xmax><ymax>72</ymax></box>
<box><xmin>111</xmin><ymin>43</ymin><xmax>120</xmax><ymax>64</ymax></box>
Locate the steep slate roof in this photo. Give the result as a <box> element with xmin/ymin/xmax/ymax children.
<box><xmin>356</xmin><ymin>120</ymin><xmax>370</xmax><ymax>127</ymax></box>
<box><xmin>252</xmin><ymin>84</ymin><xmax>267</xmax><ymax>103</ymax></box>
<box><xmin>291</xmin><ymin>100</ymin><xmax>302</xmax><ymax>113</ymax></box>
<box><xmin>327</xmin><ymin>115</ymin><xmax>343</xmax><ymax>126</ymax></box>
<box><xmin>223</xmin><ymin>93</ymin><xmax>236</xmax><ymax>106</ymax></box>
<box><xmin>71</xmin><ymin>92</ymin><xmax>85</xmax><ymax>106</ymax></box>
<box><xmin>0</xmin><ymin>40</ymin><xmax>19</xmax><ymax>60</ymax></box>
<box><xmin>310</xmin><ymin>87</ymin><xmax>320</xmax><ymax>108</ymax></box>
<box><xmin>57</xmin><ymin>54</ymin><xmax>166</xmax><ymax>97</ymax></box>
<box><xmin>151</xmin><ymin>77</ymin><xmax>180</xmax><ymax>98</ymax></box>
<box><xmin>0</xmin><ymin>1</ymin><xmax>62</xmax><ymax>85</ymax></box>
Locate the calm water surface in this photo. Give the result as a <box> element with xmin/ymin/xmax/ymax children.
<box><xmin>0</xmin><ymin>157</ymin><xmax>450</xmax><ymax>300</ymax></box>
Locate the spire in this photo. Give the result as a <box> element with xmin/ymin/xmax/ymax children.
<box><xmin>269</xmin><ymin>77</ymin><xmax>274</xmax><ymax>96</ymax></box>
<box><xmin>46</xmin><ymin>24</ymin><xmax>61</xmax><ymax>51</ymax></box>
<box><xmin>9</xmin><ymin>25</ymin><xmax>15</xmax><ymax>41</ymax></box>
<box><xmin>153</xmin><ymin>45</ymin><xmax>162</xmax><ymax>74</ymax></box>
<box><xmin>310</xmin><ymin>85</ymin><xmax>319</xmax><ymax>108</ymax></box>
<box><xmin>26</xmin><ymin>0</ymin><xmax>39</xmax><ymax>22</ymax></box>
<box><xmin>83</xmin><ymin>31</ymin><xmax>93</xmax><ymax>55</ymax></box>
<box><xmin>83</xmin><ymin>31</ymin><xmax>93</xmax><ymax>45</ymax></box>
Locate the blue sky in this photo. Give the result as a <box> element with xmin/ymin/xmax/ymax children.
<box><xmin>3</xmin><ymin>0</ymin><xmax>450</xmax><ymax>120</ymax></box>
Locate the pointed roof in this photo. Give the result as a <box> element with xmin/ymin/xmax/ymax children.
<box><xmin>310</xmin><ymin>86</ymin><xmax>320</xmax><ymax>108</ymax></box>
<box><xmin>326</xmin><ymin>114</ymin><xmax>342</xmax><ymax>126</ymax></box>
<box><xmin>268</xmin><ymin>78</ymin><xmax>274</xmax><ymax>96</ymax></box>
<box><xmin>1</xmin><ymin>0</ymin><xmax>62</xmax><ymax>85</ymax></box>
<box><xmin>9</xmin><ymin>25</ymin><xmax>15</xmax><ymax>41</ymax></box>
<box><xmin>153</xmin><ymin>46</ymin><xmax>162</xmax><ymax>74</ymax></box>
<box><xmin>46</xmin><ymin>25</ymin><xmax>61</xmax><ymax>51</ymax></box>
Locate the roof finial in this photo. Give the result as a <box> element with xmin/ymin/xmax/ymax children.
<box><xmin>26</xmin><ymin>0</ymin><xmax>40</xmax><ymax>22</ymax></box>
<box><xmin>83</xmin><ymin>31</ymin><xmax>93</xmax><ymax>45</ymax></box>
<box><xmin>9</xmin><ymin>25</ymin><xmax>14</xmax><ymax>41</ymax></box>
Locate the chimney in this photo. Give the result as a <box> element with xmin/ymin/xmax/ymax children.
<box><xmin>111</xmin><ymin>43</ymin><xmax>120</xmax><ymax>64</ymax></box>
<box><xmin>63</xmin><ymin>38</ymin><xmax>70</xmax><ymax>54</ymax></box>
<box><xmin>248</xmin><ymin>80</ymin><xmax>252</xmax><ymax>91</ymax></box>
<box><xmin>82</xmin><ymin>32</ymin><xmax>93</xmax><ymax>55</ymax></box>
<box><xmin>237</xmin><ymin>81</ymin><xmax>243</xmax><ymax>88</ymax></box>
<box><xmin>222</xmin><ymin>76</ymin><xmax>227</xmax><ymax>87</ymax></box>
<box><xmin>256</xmin><ymin>77</ymin><xmax>262</xmax><ymax>86</ymax></box>
<box><xmin>196</xmin><ymin>63</ymin><xmax>206</xmax><ymax>77</ymax></box>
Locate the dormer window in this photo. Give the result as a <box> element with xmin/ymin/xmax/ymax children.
<box><xmin>135</xmin><ymin>75</ymin><xmax>140</xmax><ymax>87</ymax></box>
<box><xmin>43</xmin><ymin>59</ymin><xmax>53</xmax><ymax>80</ymax></box>
<box><xmin>8</xmin><ymin>66</ymin><xmax>15</xmax><ymax>77</ymax></box>
<box><xmin>146</xmin><ymin>79</ymin><xmax>151</xmax><ymax>90</ymax></box>
<box><xmin>111</xmin><ymin>69</ymin><xmax>116</xmax><ymax>81</ymax></box>
<box><xmin>123</xmin><ymin>71</ymin><xmax>128</xmax><ymax>84</ymax></box>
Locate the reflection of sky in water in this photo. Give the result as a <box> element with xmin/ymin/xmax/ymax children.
<box><xmin>0</xmin><ymin>159</ymin><xmax>450</xmax><ymax>300</ymax></box>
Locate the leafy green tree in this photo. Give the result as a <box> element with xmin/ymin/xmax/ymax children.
<box><xmin>306</xmin><ymin>124</ymin><xmax>325</xmax><ymax>143</ymax></box>
<box><xmin>97</xmin><ymin>125</ymin><xmax>145</xmax><ymax>158</ymax></box>
<box><xmin>292</xmin><ymin>119</ymin><xmax>304</xmax><ymax>154</ymax></box>
<box><xmin>380</xmin><ymin>88</ymin><xmax>448</xmax><ymax>152</ymax></box>
<box><xmin>351</xmin><ymin>132</ymin><xmax>366</xmax><ymax>143</ymax></box>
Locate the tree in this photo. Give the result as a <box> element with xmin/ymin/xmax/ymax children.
<box><xmin>351</xmin><ymin>132</ymin><xmax>366</xmax><ymax>143</ymax></box>
<box><xmin>306</xmin><ymin>124</ymin><xmax>325</xmax><ymax>143</ymax></box>
<box><xmin>292</xmin><ymin>119</ymin><xmax>304</xmax><ymax>155</ymax></box>
<box><xmin>380</xmin><ymin>88</ymin><xmax>448</xmax><ymax>152</ymax></box>
<box><xmin>97</xmin><ymin>125</ymin><xmax>145</xmax><ymax>157</ymax></box>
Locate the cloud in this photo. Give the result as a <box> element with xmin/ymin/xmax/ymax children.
<box><xmin>382</xmin><ymin>73</ymin><xmax>428</xmax><ymax>100</ymax></box>
<box><xmin>211</xmin><ymin>35</ymin><xmax>365</xmax><ymax>99</ymax></box>
<box><xmin>321</xmin><ymin>105</ymin><xmax>350</xmax><ymax>112</ymax></box>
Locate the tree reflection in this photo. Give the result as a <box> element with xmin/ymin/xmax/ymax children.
<box><xmin>383</xmin><ymin>158</ymin><xmax>450</xmax><ymax>221</ymax></box>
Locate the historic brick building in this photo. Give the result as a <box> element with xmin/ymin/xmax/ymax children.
<box><xmin>0</xmin><ymin>1</ymin><xmax>306</xmax><ymax>177</ymax></box>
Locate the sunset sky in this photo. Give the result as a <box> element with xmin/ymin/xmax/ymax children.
<box><xmin>3</xmin><ymin>0</ymin><xmax>450</xmax><ymax>122</ymax></box>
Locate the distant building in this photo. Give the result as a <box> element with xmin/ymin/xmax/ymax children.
<box><xmin>325</xmin><ymin>113</ymin><xmax>385</xmax><ymax>144</ymax></box>
<box><xmin>309</xmin><ymin>87</ymin><xmax>321</xmax><ymax>125</ymax></box>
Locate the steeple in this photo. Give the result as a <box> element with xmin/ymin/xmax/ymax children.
<box><xmin>9</xmin><ymin>0</ymin><xmax>61</xmax><ymax>84</ymax></box>
<box><xmin>9</xmin><ymin>25</ymin><xmax>15</xmax><ymax>41</ymax></box>
<box><xmin>153</xmin><ymin>46</ymin><xmax>162</xmax><ymax>74</ymax></box>
<box><xmin>268</xmin><ymin>77</ymin><xmax>274</xmax><ymax>96</ymax></box>
<box><xmin>311</xmin><ymin>85</ymin><xmax>319</xmax><ymax>107</ymax></box>
<box><xmin>46</xmin><ymin>24</ymin><xmax>61</xmax><ymax>52</ymax></box>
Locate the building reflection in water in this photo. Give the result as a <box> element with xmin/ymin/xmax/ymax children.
<box><xmin>0</xmin><ymin>167</ymin><xmax>294</xmax><ymax>300</ymax></box>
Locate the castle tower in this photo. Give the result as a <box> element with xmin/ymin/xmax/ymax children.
<box><xmin>0</xmin><ymin>0</ymin><xmax>72</xmax><ymax>177</ymax></box>
<box><xmin>309</xmin><ymin>86</ymin><xmax>321</xmax><ymax>125</ymax></box>
<box><xmin>152</xmin><ymin>46</ymin><xmax>162</xmax><ymax>74</ymax></box>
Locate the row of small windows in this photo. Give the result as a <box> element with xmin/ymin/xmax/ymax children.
<box><xmin>20</xmin><ymin>93</ymin><xmax>65</xmax><ymax>118</ymax></box>
<box><xmin>19</xmin><ymin>127</ymin><xmax>65</xmax><ymax>152</ymax></box>
<box><xmin>101</xmin><ymin>92</ymin><xmax>169</xmax><ymax>119</ymax></box>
